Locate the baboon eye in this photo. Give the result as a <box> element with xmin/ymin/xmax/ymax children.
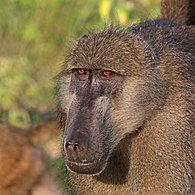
<box><xmin>77</xmin><ymin>68</ymin><xmax>87</xmax><ymax>75</ymax></box>
<box><xmin>73</xmin><ymin>68</ymin><xmax>89</xmax><ymax>80</ymax></box>
<box><xmin>101</xmin><ymin>70</ymin><xmax>112</xmax><ymax>77</ymax></box>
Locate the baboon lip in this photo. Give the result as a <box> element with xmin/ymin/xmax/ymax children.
<box><xmin>66</xmin><ymin>160</ymin><xmax>95</xmax><ymax>166</ymax></box>
<box><xmin>66</xmin><ymin>158</ymin><xmax>107</xmax><ymax>175</ymax></box>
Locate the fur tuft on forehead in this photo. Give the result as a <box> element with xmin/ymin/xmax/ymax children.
<box><xmin>66</xmin><ymin>26</ymin><xmax>156</xmax><ymax>75</ymax></box>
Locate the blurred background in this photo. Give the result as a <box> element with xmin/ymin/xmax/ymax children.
<box><xmin>0</xmin><ymin>0</ymin><xmax>160</xmax><ymax>194</ymax></box>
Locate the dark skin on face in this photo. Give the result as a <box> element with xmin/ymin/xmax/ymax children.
<box><xmin>61</xmin><ymin>27</ymin><xmax>164</xmax><ymax>176</ymax></box>
<box><xmin>60</xmin><ymin>23</ymin><xmax>172</xmax><ymax>177</ymax></box>
<box><xmin>63</xmin><ymin>67</ymin><xmax>123</xmax><ymax>175</ymax></box>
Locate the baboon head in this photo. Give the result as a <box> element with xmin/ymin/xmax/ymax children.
<box><xmin>57</xmin><ymin>27</ymin><xmax>167</xmax><ymax>175</ymax></box>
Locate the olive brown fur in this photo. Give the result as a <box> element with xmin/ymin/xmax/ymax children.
<box><xmin>57</xmin><ymin>0</ymin><xmax>195</xmax><ymax>194</ymax></box>
<box><xmin>161</xmin><ymin>0</ymin><xmax>195</xmax><ymax>25</ymax></box>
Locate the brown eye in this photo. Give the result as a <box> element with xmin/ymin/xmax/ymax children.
<box><xmin>77</xmin><ymin>69</ymin><xmax>86</xmax><ymax>75</ymax></box>
<box><xmin>102</xmin><ymin>70</ymin><xmax>112</xmax><ymax>77</ymax></box>
<box><xmin>74</xmin><ymin>68</ymin><xmax>89</xmax><ymax>80</ymax></box>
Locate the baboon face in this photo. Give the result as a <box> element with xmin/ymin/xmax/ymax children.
<box><xmin>57</xmin><ymin>28</ymin><xmax>165</xmax><ymax>175</ymax></box>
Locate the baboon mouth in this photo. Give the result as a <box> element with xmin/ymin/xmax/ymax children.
<box><xmin>66</xmin><ymin>158</ymin><xmax>107</xmax><ymax>175</ymax></box>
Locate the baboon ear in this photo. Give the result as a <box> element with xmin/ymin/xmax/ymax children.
<box><xmin>78</xmin><ymin>34</ymin><xmax>89</xmax><ymax>44</ymax></box>
<box><xmin>81</xmin><ymin>34</ymin><xmax>88</xmax><ymax>39</ymax></box>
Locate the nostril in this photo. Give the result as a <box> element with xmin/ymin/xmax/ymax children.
<box><xmin>74</xmin><ymin>143</ymin><xmax>84</xmax><ymax>152</ymax></box>
<box><xmin>65</xmin><ymin>141</ymin><xmax>85</xmax><ymax>152</ymax></box>
<box><xmin>65</xmin><ymin>142</ymin><xmax>73</xmax><ymax>150</ymax></box>
<box><xmin>74</xmin><ymin>143</ymin><xmax>79</xmax><ymax>151</ymax></box>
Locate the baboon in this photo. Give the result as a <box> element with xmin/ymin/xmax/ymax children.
<box><xmin>57</xmin><ymin>0</ymin><xmax>195</xmax><ymax>194</ymax></box>
<box><xmin>0</xmin><ymin>118</ymin><xmax>59</xmax><ymax>195</ymax></box>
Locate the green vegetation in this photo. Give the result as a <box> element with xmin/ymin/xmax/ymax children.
<box><xmin>48</xmin><ymin>156</ymin><xmax>76</xmax><ymax>194</ymax></box>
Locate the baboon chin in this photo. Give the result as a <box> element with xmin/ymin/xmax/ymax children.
<box><xmin>65</xmin><ymin>155</ymin><xmax>108</xmax><ymax>175</ymax></box>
